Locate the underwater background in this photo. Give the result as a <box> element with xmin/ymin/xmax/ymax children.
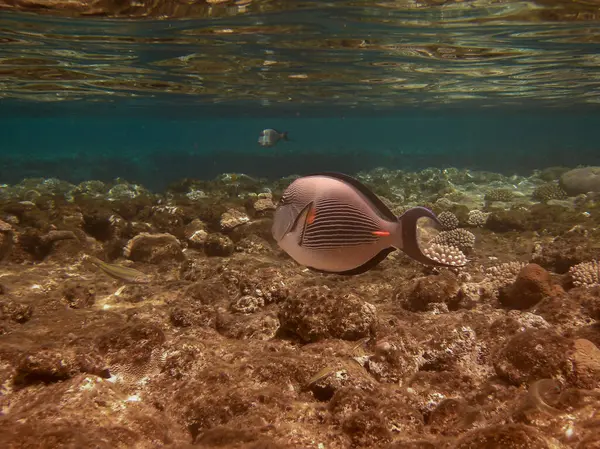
<box><xmin>3</xmin><ymin>2</ymin><xmax>600</xmax><ymax>449</ymax></box>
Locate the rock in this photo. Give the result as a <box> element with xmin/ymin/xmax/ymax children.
<box><xmin>188</xmin><ymin>229</ymin><xmax>208</xmax><ymax>249</ymax></box>
<box><xmin>454</xmin><ymin>424</ymin><xmax>553</xmax><ymax>449</ymax></box>
<box><xmin>341</xmin><ymin>412</ymin><xmax>389</xmax><ymax>447</ymax></box>
<box><xmin>150</xmin><ymin>205</ymin><xmax>185</xmax><ymax>232</ymax></box>
<box><xmin>485</xmin><ymin>209</ymin><xmax>527</xmax><ymax>232</ymax></box>
<box><xmin>230</xmin><ymin>295</ymin><xmax>264</xmax><ymax>314</ymax></box>
<box><xmin>169</xmin><ymin>302</ymin><xmax>216</xmax><ymax>329</ymax></box>
<box><xmin>215</xmin><ymin>308</ymin><xmax>280</xmax><ymax>340</ymax></box>
<box><xmin>204</xmin><ymin>233</ymin><xmax>234</xmax><ymax>257</ymax></box>
<box><xmin>95</xmin><ymin>321</ymin><xmax>165</xmax><ymax>382</ymax></box>
<box><xmin>0</xmin><ymin>229</ymin><xmax>14</xmax><ymax>261</ymax></box>
<box><xmin>498</xmin><ymin>264</ymin><xmax>563</xmax><ymax>310</ymax></box>
<box><xmin>0</xmin><ymin>219</ymin><xmax>13</xmax><ymax>232</ymax></box>
<box><xmin>279</xmin><ymin>286</ymin><xmax>376</xmax><ymax>342</ymax></box>
<box><xmin>107</xmin><ymin>182</ymin><xmax>144</xmax><ymax>201</ymax></box>
<box><xmin>0</xmin><ymin>297</ymin><xmax>33</xmax><ymax>324</ymax></box>
<box><xmin>61</xmin><ymin>211</ymin><xmax>85</xmax><ymax>228</ymax></box>
<box><xmin>219</xmin><ymin>208</ymin><xmax>250</xmax><ymax>231</ymax></box>
<box><xmin>306</xmin><ymin>360</ymin><xmax>377</xmax><ymax>402</ymax></box>
<box><xmin>494</xmin><ymin>329</ymin><xmax>572</xmax><ymax>385</ymax></box>
<box><xmin>115</xmin><ymin>284</ymin><xmax>152</xmax><ymax>303</ymax></box>
<box><xmin>251</xmin><ymin>197</ymin><xmax>276</xmax><ymax>215</ymax></box>
<box><xmin>61</xmin><ymin>279</ymin><xmax>95</xmax><ymax>309</ymax></box>
<box><xmin>82</xmin><ymin>208</ymin><xmax>115</xmax><ymax>241</ymax></box>
<box><xmin>234</xmin><ymin>235</ymin><xmax>272</xmax><ymax>255</ymax></box>
<box><xmin>396</xmin><ymin>273</ymin><xmax>461</xmax><ymax>312</ymax></box>
<box><xmin>533</xmin><ymin>294</ymin><xmax>594</xmax><ymax>333</ymax></box>
<box><xmin>428</xmin><ymin>398</ymin><xmax>473</xmax><ymax>436</ymax></box>
<box><xmin>182</xmin><ymin>281</ymin><xmax>230</xmax><ymax>305</ymax></box>
<box><xmin>419</xmin><ymin>324</ymin><xmax>481</xmax><ymax>373</ymax></box>
<box><xmin>184</xmin><ymin>219</ymin><xmax>208</xmax><ymax>249</ymax></box>
<box><xmin>531</xmin><ymin>233</ymin><xmax>600</xmax><ymax>274</ymax></box>
<box><xmin>13</xmin><ymin>347</ymin><xmax>109</xmax><ymax>386</ymax></box>
<box><xmin>328</xmin><ymin>387</ymin><xmax>417</xmax><ymax>447</ymax></box>
<box><xmin>0</xmin><ymin>375</ymin><xmax>187</xmax><ymax>447</ymax></box>
<box><xmin>560</xmin><ymin>166</ymin><xmax>600</xmax><ymax>195</ymax></box>
<box><xmin>124</xmin><ymin>232</ymin><xmax>184</xmax><ymax>263</ymax></box>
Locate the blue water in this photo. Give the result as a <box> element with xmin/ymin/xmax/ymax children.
<box><xmin>2</xmin><ymin>112</ymin><xmax>600</xmax><ymax>190</ymax></box>
<box><xmin>1</xmin><ymin>3</ymin><xmax>600</xmax><ymax>190</ymax></box>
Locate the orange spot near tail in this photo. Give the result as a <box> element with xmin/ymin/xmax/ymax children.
<box><xmin>307</xmin><ymin>205</ymin><xmax>316</xmax><ymax>225</ymax></box>
<box><xmin>372</xmin><ymin>231</ymin><xmax>390</xmax><ymax>237</ymax></box>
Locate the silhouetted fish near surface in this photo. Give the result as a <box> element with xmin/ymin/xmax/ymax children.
<box><xmin>83</xmin><ymin>255</ymin><xmax>151</xmax><ymax>284</ymax></box>
<box><xmin>258</xmin><ymin>129</ymin><xmax>288</xmax><ymax>147</ymax></box>
<box><xmin>272</xmin><ymin>172</ymin><xmax>462</xmax><ymax>275</ymax></box>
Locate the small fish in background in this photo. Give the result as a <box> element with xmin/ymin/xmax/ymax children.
<box><xmin>271</xmin><ymin>172</ymin><xmax>465</xmax><ymax>275</ymax></box>
<box><xmin>83</xmin><ymin>255</ymin><xmax>151</xmax><ymax>284</ymax></box>
<box><xmin>258</xmin><ymin>128</ymin><xmax>289</xmax><ymax>147</ymax></box>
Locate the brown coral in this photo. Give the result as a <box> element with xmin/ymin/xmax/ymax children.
<box><xmin>484</xmin><ymin>188</ymin><xmax>515</xmax><ymax>203</ymax></box>
<box><xmin>567</xmin><ymin>338</ymin><xmax>600</xmax><ymax>389</ymax></box>
<box><xmin>532</xmin><ymin>182</ymin><xmax>567</xmax><ymax>202</ymax></box>
<box><xmin>437</xmin><ymin>211</ymin><xmax>459</xmax><ymax>231</ymax></box>
<box><xmin>486</xmin><ymin>261</ymin><xmax>526</xmax><ymax>289</ymax></box>
<box><xmin>423</xmin><ymin>243</ymin><xmax>467</xmax><ymax>267</ymax></box>
<box><xmin>569</xmin><ymin>260</ymin><xmax>600</xmax><ymax>288</ymax></box>
<box><xmin>466</xmin><ymin>209</ymin><xmax>489</xmax><ymax>227</ymax></box>
<box><xmin>432</xmin><ymin>229</ymin><xmax>475</xmax><ymax>253</ymax></box>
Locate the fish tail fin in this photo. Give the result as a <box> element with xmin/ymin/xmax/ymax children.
<box><xmin>281</xmin><ymin>131</ymin><xmax>289</xmax><ymax>141</ymax></box>
<box><xmin>394</xmin><ymin>206</ymin><xmax>449</xmax><ymax>267</ymax></box>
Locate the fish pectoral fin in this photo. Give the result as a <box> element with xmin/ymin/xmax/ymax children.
<box><xmin>293</xmin><ymin>202</ymin><xmax>314</xmax><ymax>246</ymax></box>
<box><xmin>308</xmin><ymin>247</ymin><xmax>396</xmax><ymax>276</ymax></box>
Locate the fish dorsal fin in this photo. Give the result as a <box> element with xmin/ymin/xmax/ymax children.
<box><xmin>308</xmin><ymin>172</ymin><xmax>397</xmax><ymax>221</ymax></box>
<box><xmin>308</xmin><ymin>247</ymin><xmax>396</xmax><ymax>276</ymax></box>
